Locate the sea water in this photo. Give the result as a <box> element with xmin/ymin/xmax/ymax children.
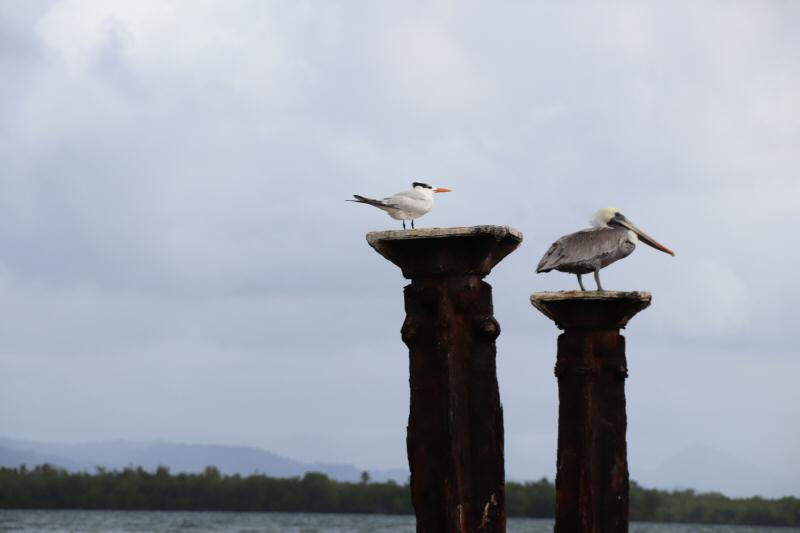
<box><xmin>0</xmin><ymin>510</ymin><xmax>796</xmax><ymax>533</ymax></box>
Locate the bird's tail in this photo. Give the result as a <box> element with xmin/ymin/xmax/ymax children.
<box><xmin>536</xmin><ymin>258</ymin><xmax>555</xmax><ymax>273</ymax></box>
<box><xmin>346</xmin><ymin>194</ymin><xmax>384</xmax><ymax>207</ymax></box>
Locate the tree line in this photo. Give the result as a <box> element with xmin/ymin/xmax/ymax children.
<box><xmin>0</xmin><ymin>464</ymin><xmax>798</xmax><ymax>527</ymax></box>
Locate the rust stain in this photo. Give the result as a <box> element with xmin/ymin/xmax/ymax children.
<box><xmin>534</xmin><ymin>291</ymin><xmax>650</xmax><ymax>533</ymax></box>
<box><xmin>479</xmin><ymin>492</ymin><xmax>499</xmax><ymax>530</ymax></box>
<box><xmin>369</xmin><ymin>228</ymin><xmax>521</xmax><ymax>533</ymax></box>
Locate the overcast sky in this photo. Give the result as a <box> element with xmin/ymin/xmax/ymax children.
<box><xmin>1</xmin><ymin>0</ymin><xmax>799</xmax><ymax>497</ymax></box>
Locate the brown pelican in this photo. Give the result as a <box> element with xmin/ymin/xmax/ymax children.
<box><xmin>348</xmin><ymin>182</ymin><xmax>452</xmax><ymax>229</ymax></box>
<box><xmin>537</xmin><ymin>207</ymin><xmax>675</xmax><ymax>291</ymax></box>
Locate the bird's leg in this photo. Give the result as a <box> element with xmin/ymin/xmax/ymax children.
<box><xmin>594</xmin><ymin>269</ymin><xmax>604</xmax><ymax>291</ymax></box>
<box><xmin>576</xmin><ymin>274</ymin><xmax>586</xmax><ymax>291</ymax></box>
<box><xmin>411</xmin><ymin>219</ymin><xmax>415</xmax><ymax>229</ymax></box>
<box><xmin>402</xmin><ymin>220</ymin><xmax>406</xmax><ymax>230</ymax></box>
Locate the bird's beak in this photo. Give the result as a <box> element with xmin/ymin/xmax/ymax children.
<box><xmin>434</xmin><ymin>187</ymin><xmax>452</xmax><ymax>193</ymax></box>
<box><xmin>612</xmin><ymin>215</ymin><xmax>675</xmax><ymax>256</ymax></box>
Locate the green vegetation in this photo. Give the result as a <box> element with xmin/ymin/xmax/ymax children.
<box><xmin>0</xmin><ymin>465</ymin><xmax>408</xmax><ymax>514</ymax></box>
<box><xmin>0</xmin><ymin>465</ymin><xmax>798</xmax><ymax>527</ymax></box>
<box><xmin>629</xmin><ymin>481</ymin><xmax>800</xmax><ymax>527</ymax></box>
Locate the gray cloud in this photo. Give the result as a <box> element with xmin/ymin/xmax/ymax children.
<box><xmin>0</xmin><ymin>1</ymin><xmax>798</xmax><ymax>496</ymax></box>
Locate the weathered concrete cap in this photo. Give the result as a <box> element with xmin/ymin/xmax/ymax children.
<box><xmin>531</xmin><ymin>290</ymin><xmax>651</xmax><ymax>330</ymax></box>
<box><xmin>367</xmin><ymin>225</ymin><xmax>523</xmax><ymax>278</ymax></box>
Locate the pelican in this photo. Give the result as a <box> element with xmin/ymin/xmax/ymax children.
<box><xmin>348</xmin><ymin>182</ymin><xmax>452</xmax><ymax>229</ymax></box>
<box><xmin>537</xmin><ymin>207</ymin><xmax>675</xmax><ymax>291</ymax></box>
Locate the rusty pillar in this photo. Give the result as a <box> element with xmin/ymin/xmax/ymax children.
<box><xmin>530</xmin><ymin>291</ymin><xmax>651</xmax><ymax>533</ymax></box>
<box><xmin>367</xmin><ymin>226</ymin><xmax>522</xmax><ymax>533</ymax></box>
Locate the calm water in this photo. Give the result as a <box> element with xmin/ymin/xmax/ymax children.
<box><xmin>0</xmin><ymin>510</ymin><xmax>797</xmax><ymax>533</ymax></box>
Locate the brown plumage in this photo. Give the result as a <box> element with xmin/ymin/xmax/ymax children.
<box><xmin>537</xmin><ymin>227</ymin><xmax>636</xmax><ymax>275</ymax></box>
<box><xmin>536</xmin><ymin>208</ymin><xmax>674</xmax><ymax>291</ymax></box>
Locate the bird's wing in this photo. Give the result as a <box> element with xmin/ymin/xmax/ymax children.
<box><xmin>349</xmin><ymin>194</ymin><xmax>395</xmax><ymax>208</ymax></box>
<box><xmin>380</xmin><ymin>195</ymin><xmax>407</xmax><ymax>208</ymax></box>
<box><xmin>537</xmin><ymin>228</ymin><xmax>629</xmax><ymax>272</ymax></box>
<box><xmin>348</xmin><ymin>190</ymin><xmax>429</xmax><ymax>216</ymax></box>
<box><xmin>382</xmin><ymin>190</ymin><xmax>430</xmax><ymax>211</ymax></box>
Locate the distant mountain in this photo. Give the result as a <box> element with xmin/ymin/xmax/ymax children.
<box><xmin>633</xmin><ymin>445</ymin><xmax>799</xmax><ymax>498</ymax></box>
<box><xmin>0</xmin><ymin>445</ymin><xmax>84</xmax><ymax>472</ymax></box>
<box><xmin>0</xmin><ymin>437</ymin><xmax>408</xmax><ymax>484</ymax></box>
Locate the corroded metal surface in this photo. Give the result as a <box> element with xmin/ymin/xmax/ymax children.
<box><xmin>531</xmin><ymin>291</ymin><xmax>651</xmax><ymax>533</ymax></box>
<box><xmin>369</xmin><ymin>226</ymin><xmax>522</xmax><ymax>533</ymax></box>
<box><xmin>531</xmin><ymin>291</ymin><xmax>651</xmax><ymax>330</ymax></box>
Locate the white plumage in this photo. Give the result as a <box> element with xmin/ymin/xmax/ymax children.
<box><xmin>348</xmin><ymin>182</ymin><xmax>452</xmax><ymax>229</ymax></box>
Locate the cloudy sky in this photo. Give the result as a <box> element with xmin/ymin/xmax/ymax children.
<box><xmin>1</xmin><ymin>1</ymin><xmax>799</xmax><ymax>497</ymax></box>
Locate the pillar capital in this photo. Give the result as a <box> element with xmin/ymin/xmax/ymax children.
<box><xmin>531</xmin><ymin>290</ymin><xmax>651</xmax><ymax>330</ymax></box>
<box><xmin>367</xmin><ymin>225</ymin><xmax>523</xmax><ymax>279</ymax></box>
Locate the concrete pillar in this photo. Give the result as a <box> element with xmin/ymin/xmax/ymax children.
<box><xmin>530</xmin><ymin>290</ymin><xmax>651</xmax><ymax>533</ymax></box>
<box><xmin>367</xmin><ymin>226</ymin><xmax>522</xmax><ymax>533</ymax></box>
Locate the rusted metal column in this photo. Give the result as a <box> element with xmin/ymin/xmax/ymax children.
<box><xmin>530</xmin><ymin>291</ymin><xmax>651</xmax><ymax>533</ymax></box>
<box><xmin>367</xmin><ymin>226</ymin><xmax>522</xmax><ymax>533</ymax></box>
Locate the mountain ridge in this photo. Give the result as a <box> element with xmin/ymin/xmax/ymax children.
<box><xmin>0</xmin><ymin>437</ymin><xmax>408</xmax><ymax>484</ymax></box>
<box><xmin>633</xmin><ymin>444</ymin><xmax>798</xmax><ymax>499</ymax></box>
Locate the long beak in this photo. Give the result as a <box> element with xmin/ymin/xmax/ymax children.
<box><xmin>434</xmin><ymin>187</ymin><xmax>452</xmax><ymax>193</ymax></box>
<box><xmin>614</xmin><ymin>216</ymin><xmax>675</xmax><ymax>256</ymax></box>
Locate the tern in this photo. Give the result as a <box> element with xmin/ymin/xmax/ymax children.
<box><xmin>348</xmin><ymin>182</ymin><xmax>452</xmax><ymax>229</ymax></box>
<box><xmin>537</xmin><ymin>207</ymin><xmax>675</xmax><ymax>291</ymax></box>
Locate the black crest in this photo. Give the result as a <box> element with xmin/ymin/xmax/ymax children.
<box><xmin>412</xmin><ymin>182</ymin><xmax>432</xmax><ymax>189</ymax></box>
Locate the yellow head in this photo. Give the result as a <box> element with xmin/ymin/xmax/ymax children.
<box><xmin>589</xmin><ymin>207</ymin><xmax>676</xmax><ymax>256</ymax></box>
<box><xmin>590</xmin><ymin>207</ymin><xmax>620</xmax><ymax>228</ymax></box>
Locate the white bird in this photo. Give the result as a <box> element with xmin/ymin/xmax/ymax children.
<box><xmin>537</xmin><ymin>207</ymin><xmax>675</xmax><ymax>291</ymax></box>
<box><xmin>348</xmin><ymin>182</ymin><xmax>452</xmax><ymax>229</ymax></box>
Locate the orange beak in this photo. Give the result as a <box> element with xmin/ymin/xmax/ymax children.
<box><xmin>434</xmin><ymin>187</ymin><xmax>452</xmax><ymax>193</ymax></box>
